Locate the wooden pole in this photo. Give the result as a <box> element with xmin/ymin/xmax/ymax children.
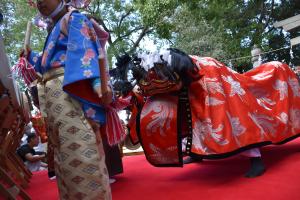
<box><xmin>23</xmin><ymin>21</ymin><xmax>33</xmax><ymax>119</ymax></box>
<box><xmin>99</xmin><ymin>48</ymin><xmax>108</xmax><ymax>96</ymax></box>
<box><xmin>24</xmin><ymin>21</ymin><xmax>32</xmax><ymax>56</ymax></box>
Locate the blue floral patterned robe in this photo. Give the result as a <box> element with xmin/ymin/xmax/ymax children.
<box><xmin>29</xmin><ymin>12</ymin><xmax>106</xmax><ymax>123</ymax></box>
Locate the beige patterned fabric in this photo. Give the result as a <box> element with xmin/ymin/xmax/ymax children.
<box><xmin>39</xmin><ymin>76</ymin><xmax>111</xmax><ymax>200</ymax></box>
<box><xmin>47</xmin><ymin>134</ymin><xmax>55</xmax><ymax>174</ymax></box>
<box><xmin>37</xmin><ymin>82</ymin><xmax>47</xmax><ymax>117</ymax></box>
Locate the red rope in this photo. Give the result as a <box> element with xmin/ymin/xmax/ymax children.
<box><xmin>11</xmin><ymin>57</ymin><xmax>38</xmax><ymax>86</ymax></box>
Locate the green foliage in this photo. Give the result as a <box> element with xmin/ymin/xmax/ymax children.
<box><xmin>177</xmin><ymin>0</ymin><xmax>300</xmax><ymax>68</ymax></box>
<box><xmin>171</xmin><ymin>4</ymin><xmax>229</xmax><ymax>60</ymax></box>
<box><xmin>85</xmin><ymin>0</ymin><xmax>147</xmax><ymax>66</ymax></box>
<box><xmin>85</xmin><ymin>0</ymin><xmax>179</xmax><ymax>66</ymax></box>
<box><xmin>1</xmin><ymin>0</ymin><xmax>299</xmax><ymax>72</ymax></box>
<box><xmin>0</xmin><ymin>0</ymin><xmax>46</xmax><ymax>65</ymax></box>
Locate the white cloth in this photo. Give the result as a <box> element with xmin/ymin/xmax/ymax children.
<box><xmin>33</xmin><ymin>136</ymin><xmax>46</xmax><ymax>152</ymax></box>
<box><xmin>24</xmin><ymin>157</ymin><xmax>47</xmax><ymax>172</ymax></box>
<box><xmin>241</xmin><ymin>148</ymin><xmax>261</xmax><ymax>157</ymax></box>
<box><xmin>20</xmin><ymin>134</ymin><xmax>27</xmax><ymax>146</ymax></box>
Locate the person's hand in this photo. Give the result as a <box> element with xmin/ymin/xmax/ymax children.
<box><xmin>133</xmin><ymin>85</ymin><xmax>142</xmax><ymax>95</ymax></box>
<box><xmin>39</xmin><ymin>154</ymin><xmax>45</xmax><ymax>159</ymax></box>
<box><xmin>95</xmin><ymin>85</ymin><xmax>113</xmax><ymax>105</ymax></box>
<box><xmin>19</xmin><ymin>45</ymin><xmax>31</xmax><ymax>58</ymax></box>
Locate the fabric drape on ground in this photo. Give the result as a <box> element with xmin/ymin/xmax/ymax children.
<box><xmin>138</xmin><ymin>57</ymin><xmax>300</xmax><ymax>166</ymax></box>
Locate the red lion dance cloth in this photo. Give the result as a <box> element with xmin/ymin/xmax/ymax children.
<box><xmin>114</xmin><ymin>49</ymin><xmax>300</xmax><ymax>167</ymax></box>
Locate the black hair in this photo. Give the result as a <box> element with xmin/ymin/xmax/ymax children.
<box><xmin>110</xmin><ymin>54</ymin><xmax>136</xmax><ymax>96</ymax></box>
<box><xmin>131</xmin><ymin>55</ymin><xmax>147</xmax><ymax>83</ymax></box>
<box><xmin>26</xmin><ymin>133</ymin><xmax>37</xmax><ymax>143</ymax></box>
<box><xmin>110</xmin><ymin>48</ymin><xmax>201</xmax><ymax>95</ymax></box>
<box><xmin>168</xmin><ymin>48</ymin><xmax>200</xmax><ymax>85</ymax></box>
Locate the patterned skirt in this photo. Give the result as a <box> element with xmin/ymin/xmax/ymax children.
<box><xmin>38</xmin><ymin>75</ymin><xmax>111</xmax><ymax>200</ymax></box>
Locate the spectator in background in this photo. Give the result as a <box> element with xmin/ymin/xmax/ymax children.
<box><xmin>17</xmin><ymin>133</ymin><xmax>47</xmax><ymax>172</ymax></box>
<box><xmin>20</xmin><ymin>123</ymin><xmax>34</xmax><ymax>146</ymax></box>
<box><xmin>20</xmin><ymin>122</ymin><xmax>46</xmax><ymax>154</ymax></box>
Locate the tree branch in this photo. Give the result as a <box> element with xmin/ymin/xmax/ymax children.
<box><xmin>129</xmin><ymin>27</ymin><xmax>152</xmax><ymax>53</ymax></box>
<box><xmin>118</xmin><ymin>8</ymin><xmax>134</xmax><ymax>29</ymax></box>
<box><xmin>263</xmin><ymin>0</ymin><xmax>275</xmax><ymax>30</ymax></box>
<box><xmin>119</xmin><ymin>26</ymin><xmax>145</xmax><ymax>39</ymax></box>
<box><xmin>251</xmin><ymin>1</ymin><xmax>266</xmax><ymax>46</ymax></box>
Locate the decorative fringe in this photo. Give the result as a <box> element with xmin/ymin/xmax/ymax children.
<box><xmin>104</xmin><ymin>96</ymin><xmax>132</xmax><ymax>146</ymax></box>
<box><xmin>104</xmin><ymin>107</ymin><xmax>127</xmax><ymax>146</ymax></box>
<box><xmin>11</xmin><ymin>57</ymin><xmax>37</xmax><ymax>87</ymax></box>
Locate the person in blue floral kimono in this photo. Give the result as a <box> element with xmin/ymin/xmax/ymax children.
<box><xmin>24</xmin><ymin>0</ymin><xmax>112</xmax><ymax>199</ymax></box>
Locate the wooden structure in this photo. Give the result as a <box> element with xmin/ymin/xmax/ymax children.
<box><xmin>274</xmin><ymin>14</ymin><xmax>300</xmax><ymax>46</ymax></box>
<box><xmin>0</xmin><ymin>30</ymin><xmax>32</xmax><ymax>199</ymax></box>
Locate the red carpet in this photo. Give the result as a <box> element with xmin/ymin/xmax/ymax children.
<box><xmin>10</xmin><ymin>139</ymin><xmax>300</xmax><ymax>200</ymax></box>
